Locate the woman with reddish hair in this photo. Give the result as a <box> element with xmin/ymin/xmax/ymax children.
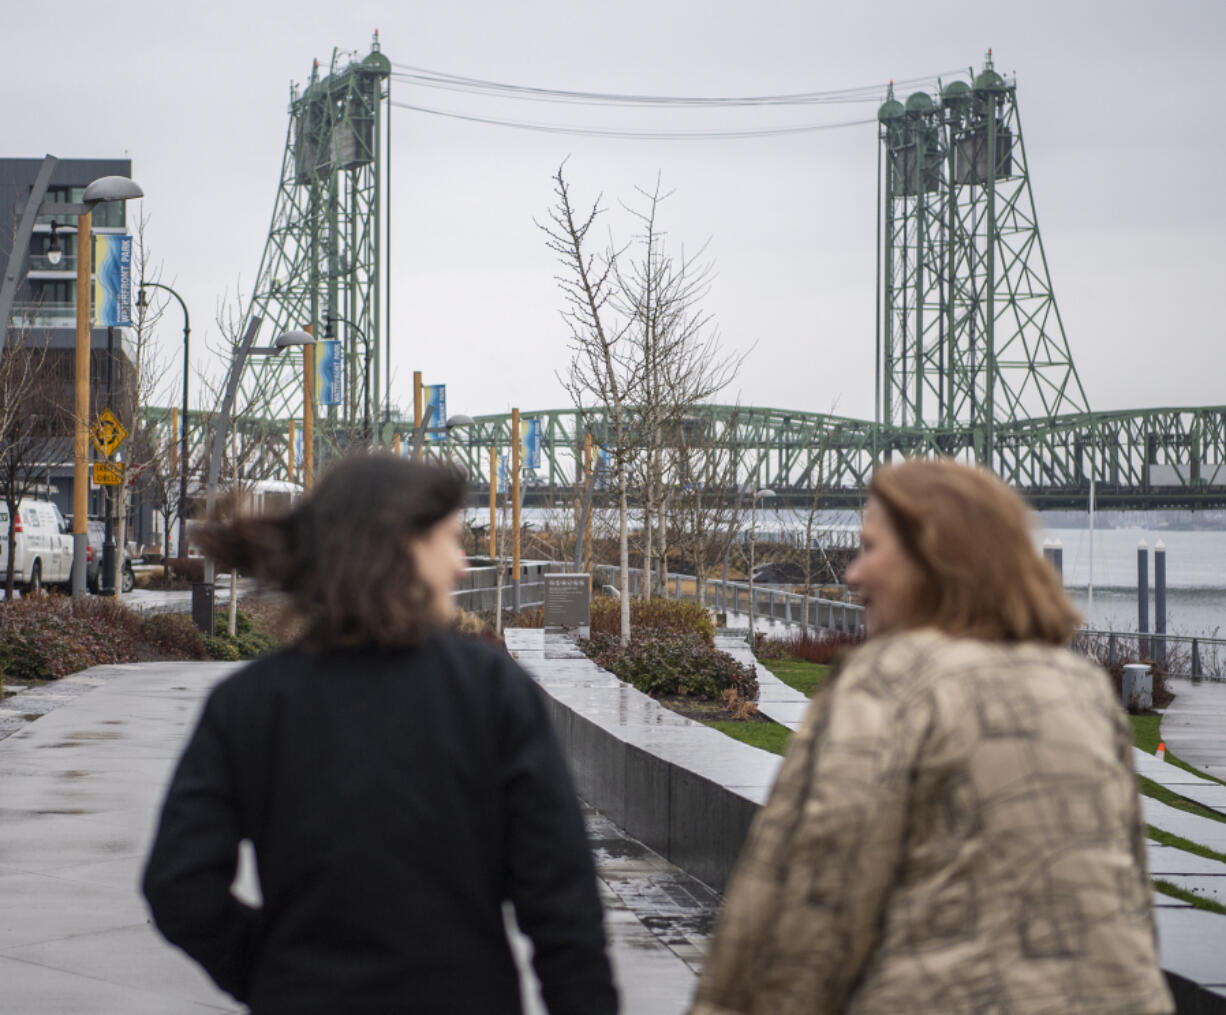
<box><xmin>691</xmin><ymin>459</ymin><xmax>1171</xmax><ymax>1015</ymax></box>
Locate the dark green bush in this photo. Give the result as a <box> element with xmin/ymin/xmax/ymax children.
<box><xmin>207</xmin><ymin>610</ymin><xmax>280</xmax><ymax>660</ymax></box>
<box><xmin>235</xmin><ymin>629</ymin><xmax>277</xmax><ymax>658</ymax></box>
<box><xmin>214</xmin><ymin>610</ymin><xmax>255</xmax><ymax>637</ymax></box>
<box><xmin>590</xmin><ymin>597</ymin><xmax>715</xmax><ymax>646</ymax></box>
<box><xmin>583</xmin><ymin>630</ymin><xmax>757</xmax><ymax>701</ymax></box>
<box><xmin>141</xmin><ymin>613</ymin><xmax>207</xmax><ymax>660</ymax></box>
<box><xmin>203</xmin><ymin>634</ymin><xmax>241</xmax><ymax>661</ymax></box>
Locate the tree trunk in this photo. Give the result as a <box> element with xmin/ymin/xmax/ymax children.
<box><xmin>228</xmin><ymin>567</ymin><xmax>239</xmax><ymax>637</ymax></box>
<box><xmin>162</xmin><ymin>510</ymin><xmax>171</xmax><ymax>582</ymax></box>
<box><xmin>114</xmin><ymin>486</ymin><xmax>129</xmax><ymax>597</ymax></box>
<box><xmin>618</xmin><ymin>463</ymin><xmax>630</xmax><ymax>646</ymax></box>
<box><xmin>642</xmin><ymin>501</ymin><xmax>653</xmax><ymax>601</ymax></box>
<box><xmin>5</xmin><ymin>508</ymin><xmax>17</xmax><ymax>597</ymax></box>
<box><xmin>656</xmin><ymin>477</ymin><xmax>668</xmax><ymax>598</ymax></box>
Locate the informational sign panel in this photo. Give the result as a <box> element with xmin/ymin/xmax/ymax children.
<box><xmin>93</xmin><ymin>234</ymin><xmax>132</xmax><ymax>327</ymax></box>
<box><xmin>316</xmin><ymin>339</ymin><xmax>341</xmax><ymax>406</ymax></box>
<box><xmin>544</xmin><ymin>573</ymin><xmax>591</xmax><ymax>630</ymax></box>
<box><xmin>424</xmin><ymin>384</ymin><xmax>446</xmax><ymax>441</ymax></box>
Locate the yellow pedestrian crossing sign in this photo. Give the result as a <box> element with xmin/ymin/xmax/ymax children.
<box><xmin>90</xmin><ymin>409</ymin><xmax>128</xmax><ymax>458</ymax></box>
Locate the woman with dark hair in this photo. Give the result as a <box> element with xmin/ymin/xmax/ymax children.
<box><xmin>690</xmin><ymin>459</ymin><xmax>1172</xmax><ymax>1015</ymax></box>
<box><xmin>143</xmin><ymin>454</ymin><xmax>617</xmax><ymax>1014</ymax></box>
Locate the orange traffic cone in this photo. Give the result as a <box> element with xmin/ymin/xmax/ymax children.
<box><xmin>1156</xmin><ymin>742</ymin><xmax>1166</xmax><ymax>761</ymax></box>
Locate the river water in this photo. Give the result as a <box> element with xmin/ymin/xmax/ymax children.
<box><xmin>471</xmin><ymin>506</ymin><xmax>1226</xmax><ymax>640</ymax></box>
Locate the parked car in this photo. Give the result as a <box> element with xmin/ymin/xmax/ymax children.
<box><xmin>85</xmin><ymin>520</ymin><xmax>135</xmax><ymax>594</ymax></box>
<box><xmin>0</xmin><ymin>499</ymin><xmax>74</xmax><ymax>592</ymax></box>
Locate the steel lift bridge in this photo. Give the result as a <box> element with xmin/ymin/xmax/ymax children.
<box><xmin>190</xmin><ymin>44</ymin><xmax>1224</xmax><ymax>510</ymax></box>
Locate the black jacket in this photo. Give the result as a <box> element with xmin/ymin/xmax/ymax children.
<box><xmin>143</xmin><ymin>633</ymin><xmax>617</xmax><ymax>1014</ymax></box>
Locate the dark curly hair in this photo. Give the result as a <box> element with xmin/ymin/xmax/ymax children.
<box><xmin>200</xmin><ymin>453</ymin><xmax>467</xmax><ymax>649</ymax></box>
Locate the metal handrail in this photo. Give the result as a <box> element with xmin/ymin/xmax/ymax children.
<box><xmin>1073</xmin><ymin>628</ymin><xmax>1226</xmax><ymax>682</ymax></box>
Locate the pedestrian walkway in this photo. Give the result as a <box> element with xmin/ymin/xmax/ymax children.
<box><xmin>0</xmin><ymin>661</ymin><xmax>708</xmax><ymax>1014</ymax></box>
<box><xmin>1162</xmin><ymin>676</ymin><xmax>1226</xmax><ymax>783</ymax></box>
<box><xmin>715</xmin><ymin>631</ymin><xmax>809</xmax><ymax>731</ymax></box>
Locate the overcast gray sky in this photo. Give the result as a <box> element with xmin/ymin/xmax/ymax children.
<box><xmin>4</xmin><ymin>0</ymin><xmax>1223</xmax><ymax>423</ymax></box>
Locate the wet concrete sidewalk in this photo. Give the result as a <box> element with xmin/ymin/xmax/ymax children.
<box><xmin>1162</xmin><ymin>677</ymin><xmax>1226</xmax><ymax>784</ymax></box>
<box><xmin>0</xmin><ymin>662</ymin><xmax>707</xmax><ymax>1014</ymax></box>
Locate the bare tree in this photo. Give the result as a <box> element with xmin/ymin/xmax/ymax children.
<box><xmin>540</xmin><ymin>163</ymin><xmax>638</xmax><ymax>645</ymax></box>
<box><xmin>0</xmin><ymin>333</ymin><xmax>58</xmax><ymax>595</ymax></box>
<box><xmin>613</xmin><ymin>176</ymin><xmax>743</xmax><ymax>599</ymax></box>
<box><xmin>669</xmin><ymin>411</ymin><xmax>746</xmax><ymax>607</ymax></box>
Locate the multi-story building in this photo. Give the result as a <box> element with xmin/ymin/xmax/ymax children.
<box><xmin>1</xmin><ymin>157</ymin><xmax>142</xmax><ymax>537</ymax></box>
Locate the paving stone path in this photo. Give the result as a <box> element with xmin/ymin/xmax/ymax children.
<box><xmin>0</xmin><ymin>661</ymin><xmax>706</xmax><ymax>1014</ymax></box>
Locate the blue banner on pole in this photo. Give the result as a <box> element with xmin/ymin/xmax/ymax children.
<box><xmin>93</xmin><ymin>234</ymin><xmax>132</xmax><ymax>326</ymax></box>
<box><xmin>596</xmin><ymin>446</ymin><xmax>613</xmax><ymax>489</ymax></box>
<box><xmin>498</xmin><ymin>454</ymin><xmax>509</xmax><ymax>494</ymax></box>
<box><xmin>424</xmin><ymin>384</ymin><xmax>446</xmax><ymax>441</ymax></box>
<box><xmin>521</xmin><ymin>418</ymin><xmax>541</xmax><ymax>471</ymax></box>
<box><xmin>316</xmin><ymin>340</ymin><xmax>341</xmax><ymax>406</ymax></box>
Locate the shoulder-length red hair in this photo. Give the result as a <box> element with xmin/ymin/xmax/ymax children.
<box><xmin>868</xmin><ymin>458</ymin><xmax>1080</xmax><ymax>644</ymax></box>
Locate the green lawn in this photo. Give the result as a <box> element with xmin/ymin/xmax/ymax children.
<box><xmin>1153</xmin><ymin>878</ymin><xmax>1226</xmax><ymax>915</ymax></box>
<box><xmin>762</xmin><ymin>659</ymin><xmax>830</xmax><ymax>697</ymax></box>
<box><xmin>706</xmin><ymin>720</ymin><xmax>791</xmax><ymax>756</ymax></box>
<box><xmin>1131</xmin><ymin>714</ymin><xmax>1226</xmax><ymax>788</ymax></box>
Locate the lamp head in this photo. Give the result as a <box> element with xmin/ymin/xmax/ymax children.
<box><xmin>82</xmin><ymin>176</ymin><xmax>144</xmax><ymax>204</ymax></box>
<box><xmin>274</xmin><ymin>329</ymin><xmax>316</xmax><ymax>350</ymax></box>
<box><xmin>445</xmin><ymin>414</ymin><xmax>474</xmax><ymax>429</ymax></box>
<box><xmin>754</xmin><ymin>488</ymin><xmax>776</xmax><ymax>500</ymax></box>
<box><xmin>45</xmin><ymin>222</ymin><xmax>63</xmax><ymax>265</ymax></box>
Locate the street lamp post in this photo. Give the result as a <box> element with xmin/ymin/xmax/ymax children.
<box><xmin>746</xmin><ymin>487</ymin><xmax>776</xmax><ymax>649</ymax></box>
<box><xmin>273</xmin><ymin>331</ymin><xmax>318</xmax><ymax>487</ymax></box>
<box><xmin>137</xmin><ymin>282</ymin><xmax>190</xmax><ymax>559</ymax></box>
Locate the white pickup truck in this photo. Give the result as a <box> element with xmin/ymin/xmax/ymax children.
<box><xmin>0</xmin><ymin>499</ymin><xmax>74</xmax><ymax>592</ymax></box>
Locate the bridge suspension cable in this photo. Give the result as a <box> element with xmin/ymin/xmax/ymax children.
<box><xmin>387</xmin><ymin>62</ymin><xmax>966</xmax><ymax>140</ymax></box>
<box><xmin>390</xmin><ymin>63</ymin><xmax>964</xmax><ymax>108</ymax></box>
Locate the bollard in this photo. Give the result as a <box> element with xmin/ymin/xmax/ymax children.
<box><xmin>1154</xmin><ymin>540</ymin><xmax>1167</xmax><ymax>669</ymax></box>
<box><xmin>1137</xmin><ymin>540</ymin><xmax>1149</xmax><ymax>660</ymax></box>
<box><xmin>1192</xmin><ymin>638</ymin><xmax>1202</xmax><ymax>683</ymax></box>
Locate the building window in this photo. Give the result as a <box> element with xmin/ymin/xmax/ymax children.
<box><xmin>36</xmin><ymin>186</ymin><xmax>125</xmax><ymax>229</ymax></box>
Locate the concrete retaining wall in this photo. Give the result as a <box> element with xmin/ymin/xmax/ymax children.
<box><xmin>540</xmin><ymin>693</ymin><xmax>760</xmax><ymax>893</ymax></box>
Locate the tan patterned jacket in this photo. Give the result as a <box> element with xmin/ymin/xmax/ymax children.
<box><xmin>690</xmin><ymin>630</ymin><xmax>1173</xmax><ymax>1015</ymax></box>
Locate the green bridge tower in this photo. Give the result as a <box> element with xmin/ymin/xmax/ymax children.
<box><xmin>878</xmin><ymin>51</ymin><xmax>1089</xmax><ymax>464</ymax></box>
<box><xmin>236</xmin><ymin>34</ymin><xmax>391</xmax><ymax>440</ymax></box>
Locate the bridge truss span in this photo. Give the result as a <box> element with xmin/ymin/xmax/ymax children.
<box><xmin>445</xmin><ymin>404</ymin><xmax>1226</xmax><ymax>511</ymax></box>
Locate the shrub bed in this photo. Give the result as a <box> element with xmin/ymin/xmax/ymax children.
<box><xmin>0</xmin><ymin>596</ymin><xmax>281</xmax><ymax>684</ymax></box>
<box><xmin>590</xmin><ymin>597</ymin><xmax>714</xmax><ymax>645</ymax></box>
<box><xmin>756</xmin><ymin>629</ymin><xmax>864</xmax><ymax>665</ymax></box>
<box><xmin>583</xmin><ymin>630</ymin><xmax>757</xmax><ymax>701</ymax></box>
<box><xmin>208</xmin><ymin>610</ymin><xmax>279</xmax><ymax>661</ymax></box>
